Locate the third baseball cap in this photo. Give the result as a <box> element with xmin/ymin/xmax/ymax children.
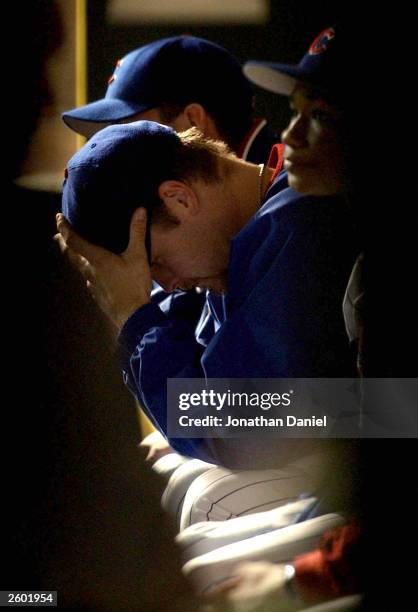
<box><xmin>244</xmin><ymin>26</ymin><xmax>347</xmax><ymax>99</ymax></box>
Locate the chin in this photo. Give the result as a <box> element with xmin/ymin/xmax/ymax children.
<box><xmin>288</xmin><ymin>170</ymin><xmax>341</xmax><ymax>196</ymax></box>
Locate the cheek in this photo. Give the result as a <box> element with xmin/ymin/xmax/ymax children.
<box><xmin>309</xmin><ymin>124</ymin><xmax>343</xmax><ymax>158</ymax></box>
<box><xmin>153</xmin><ymin>228</ymin><xmax>228</xmax><ymax>279</ymax></box>
<box><xmin>308</xmin><ymin>130</ymin><xmax>346</xmax><ymax>175</ymax></box>
<box><xmin>319</xmin><ymin>143</ymin><xmax>346</xmax><ymax>183</ymax></box>
<box><xmin>158</xmin><ymin>235</ymin><xmax>199</xmax><ymax>277</ymax></box>
<box><xmin>287</xmin><ymin>164</ymin><xmax>342</xmax><ymax>196</ymax></box>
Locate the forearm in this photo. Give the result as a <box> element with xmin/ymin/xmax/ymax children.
<box><xmin>118</xmin><ymin>300</ymin><xmax>217</xmax><ymax>459</ymax></box>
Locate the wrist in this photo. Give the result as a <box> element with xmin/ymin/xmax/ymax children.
<box><xmin>116</xmin><ymin>299</ymin><xmax>150</xmax><ymax>330</ymax></box>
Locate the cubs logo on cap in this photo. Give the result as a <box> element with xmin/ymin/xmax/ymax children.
<box><xmin>107</xmin><ymin>58</ymin><xmax>124</xmax><ymax>85</ymax></box>
<box><xmin>308</xmin><ymin>27</ymin><xmax>335</xmax><ymax>55</ymax></box>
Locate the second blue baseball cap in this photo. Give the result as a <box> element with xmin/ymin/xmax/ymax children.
<box><xmin>62</xmin><ymin>120</ymin><xmax>180</xmax><ymax>256</ymax></box>
<box><xmin>244</xmin><ymin>27</ymin><xmax>345</xmax><ymax>98</ymax></box>
<box><xmin>63</xmin><ymin>35</ymin><xmax>253</xmax><ymax>138</ymax></box>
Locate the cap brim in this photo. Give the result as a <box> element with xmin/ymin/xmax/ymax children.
<box><xmin>62</xmin><ymin>98</ymin><xmax>153</xmax><ymax>137</ymax></box>
<box><xmin>244</xmin><ymin>61</ymin><xmax>302</xmax><ymax>96</ymax></box>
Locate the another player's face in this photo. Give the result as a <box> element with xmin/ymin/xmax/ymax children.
<box><xmin>281</xmin><ymin>83</ymin><xmax>347</xmax><ymax>196</ymax></box>
<box><xmin>118</xmin><ymin>107</ymin><xmax>164</xmax><ymax>124</ymax></box>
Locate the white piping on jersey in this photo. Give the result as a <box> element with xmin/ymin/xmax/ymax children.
<box><xmin>242</xmin><ymin>118</ymin><xmax>267</xmax><ymax>161</ymax></box>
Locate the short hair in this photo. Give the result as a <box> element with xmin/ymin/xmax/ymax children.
<box><xmin>172</xmin><ymin>127</ymin><xmax>234</xmax><ymax>180</ymax></box>
<box><xmin>150</xmin><ymin>127</ymin><xmax>235</xmax><ymax>226</ymax></box>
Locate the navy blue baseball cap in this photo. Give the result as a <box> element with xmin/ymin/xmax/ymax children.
<box><xmin>244</xmin><ymin>27</ymin><xmax>346</xmax><ymax>99</ymax></box>
<box><xmin>62</xmin><ymin>120</ymin><xmax>180</xmax><ymax>256</ymax></box>
<box><xmin>63</xmin><ymin>35</ymin><xmax>253</xmax><ymax>138</ymax></box>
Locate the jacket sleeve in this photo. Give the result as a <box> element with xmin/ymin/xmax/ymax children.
<box><xmin>118</xmin><ymin>289</ymin><xmax>218</xmax><ymax>460</ymax></box>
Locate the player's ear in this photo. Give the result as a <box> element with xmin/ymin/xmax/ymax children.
<box><xmin>158</xmin><ymin>180</ymin><xmax>200</xmax><ymax>220</ymax></box>
<box><xmin>167</xmin><ymin>104</ymin><xmax>219</xmax><ymax>139</ymax></box>
<box><xmin>182</xmin><ymin>103</ymin><xmax>208</xmax><ymax>131</ymax></box>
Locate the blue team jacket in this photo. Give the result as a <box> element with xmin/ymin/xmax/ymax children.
<box><xmin>118</xmin><ymin>171</ymin><xmax>358</xmax><ymax>461</ymax></box>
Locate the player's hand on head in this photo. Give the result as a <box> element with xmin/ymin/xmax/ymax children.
<box><xmin>55</xmin><ymin>208</ymin><xmax>152</xmax><ymax>329</ymax></box>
